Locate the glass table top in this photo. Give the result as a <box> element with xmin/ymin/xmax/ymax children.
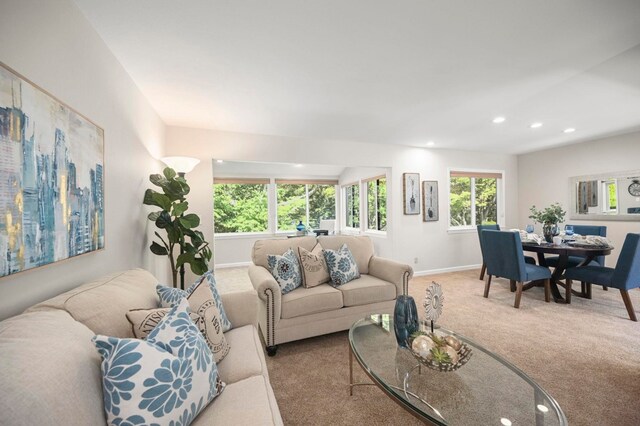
<box><xmin>349</xmin><ymin>315</ymin><xmax>567</xmax><ymax>426</ymax></box>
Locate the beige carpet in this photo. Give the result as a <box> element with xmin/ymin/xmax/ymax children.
<box><xmin>217</xmin><ymin>268</ymin><xmax>640</xmax><ymax>426</ymax></box>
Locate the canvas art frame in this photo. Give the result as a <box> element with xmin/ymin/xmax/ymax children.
<box><xmin>0</xmin><ymin>62</ymin><xmax>105</xmax><ymax>278</ymax></box>
<box><xmin>403</xmin><ymin>172</ymin><xmax>420</xmax><ymax>215</ymax></box>
<box><xmin>422</xmin><ymin>180</ymin><xmax>439</xmax><ymax>222</ymax></box>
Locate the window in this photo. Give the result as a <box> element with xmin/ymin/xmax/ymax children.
<box><xmin>366</xmin><ymin>176</ymin><xmax>387</xmax><ymax>231</ymax></box>
<box><xmin>276</xmin><ymin>180</ymin><xmax>336</xmax><ymax>231</ymax></box>
<box><xmin>449</xmin><ymin>170</ymin><xmax>502</xmax><ymax>229</ymax></box>
<box><xmin>603</xmin><ymin>180</ymin><xmax>618</xmax><ymax>213</ymax></box>
<box><xmin>343</xmin><ymin>183</ymin><xmax>360</xmax><ymax>229</ymax></box>
<box><xmin>213</xmin><ymin>179</ymin><xmax>269</xmax><ymax>233</ymax></box>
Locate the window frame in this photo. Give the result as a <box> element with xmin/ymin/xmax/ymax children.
<box><xmin>602</xmin><ymin>179</ymin><xmax>618</xmax><ymax>214</ymax></box>
<box><xmin>213</xmin><ymin>178</ymin><xmax>271</xmax><ymax>237</ymax></box>
<box><xmin>274</xmin><ymin>180</ymin><xmax>338</xmax><ymax>233</ymax></box>
<box><xmin>447</xmin><ymin>168</ymin><xmax>505</xmax><ymax>233</ymax></box>
<box><xmin>341</xmin><ymin>181</ymin><xmax>361</xmax><ymax>233</ymax></box>
<box><xmin>364</xmin><ymin>175</ymin><xmax>387</xmax><ymax>233</ymax></box>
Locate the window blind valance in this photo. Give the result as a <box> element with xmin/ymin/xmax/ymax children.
<box><xmin>214</xmin><ymin>178</ymin><xmax>270</xmax><ymax>185</ymax></box>
<box><xmin>450</xmin><ymin>171</ymin><xmax>503</xmax><ymax>179</ymax></box>
<box><xmin>275</xmin><ymin>179</ymin><xmax>339</xmax><ymax>185</ymax></box>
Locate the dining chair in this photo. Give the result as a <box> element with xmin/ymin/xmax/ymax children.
<box><xmin>477</xmin><ymin>224</ymin><xmax>536</xmax><ymax>280</ymax></box>
<box><xmin>482</xmin><ymin>230</ymin><xmax>551</xmax><ymax>308</ymax></box>
<box><xmin>565</xmin><ymin>233</ymin><xmax>640</xmax><ymax>321</ymax></box>
<box><xmin>545</xmin><ymin>225</ymin><xmax>607</xmax><ymax>268</ymax></box>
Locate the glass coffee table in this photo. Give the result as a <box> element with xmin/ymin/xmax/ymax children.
<box><xmin>349</xmin><ymin>315</ymin><xmax>568</xmax><ymax>425</ymax></box>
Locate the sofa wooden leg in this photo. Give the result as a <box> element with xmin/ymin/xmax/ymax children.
<box><xmin>514</xmin><ymin>282</ymin><xmax>524</xmax><ymax>308</ymax></box>
<box><xmin>620</xmin><ymin>290</ymin><xmax>637</xmax><ymax>322</ymax></box>
<box><xmin>266</xmin><ymin>345</ymin><xmax>279</xmax><ymax>357</ymax></box>
<box><xmin>603</xmin><ymin>286</ymin><xmax>608</xmax><ymax>291</ymax></box>
<box><xmin>479</xmin><ymin>263</ymin><xmax>487</xmax><ymax>281</ymax></box>
<box><xmin>483</xmin><ymin>275</ymin><xmax>492</xmax><ymax>298</ymax></box>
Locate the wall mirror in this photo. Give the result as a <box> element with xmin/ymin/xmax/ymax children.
<box><xmin>569</xmin><ymin>170</ymin><xmax>640</xmax><ymax>221</ymax></box>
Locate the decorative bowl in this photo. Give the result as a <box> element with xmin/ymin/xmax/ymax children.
<box><xmin>407</xmin><ymin>332</ymin><xmax>473</xmax><ymax>372</ymax></box>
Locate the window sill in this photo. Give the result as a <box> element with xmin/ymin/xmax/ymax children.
<box><xmin>447</xmin><ymin>227</ymin><xmax>476</xmax><ymax>234</ymax></box>
<box><xmin>364</xmin><ymin>230</ymin><xmax>387</xmax><ymax>238</ymax></box>
<box><xmin>214</xmin><ymin>232</ymin><xmax>272</xmax><ymax>240</ymax></box>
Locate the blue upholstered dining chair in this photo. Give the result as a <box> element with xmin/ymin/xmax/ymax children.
<box><xmin>545</xmin><ymin>225</ymin><xmax>607</xmax><ymax>268</ymax></box>
<box><xmin>482</xmin><ymin>230</ymin><xmax>551</xmax><ymax>308</ymax></box>
<box><xmin>477</xmin><ymin>224</ymin><xmax>536</xmax><ymax>281</ymax></box>
<box><xmin>565</xmin><ymin>233</ymin><xmax>640</xmax><ymax>321</ymax></box>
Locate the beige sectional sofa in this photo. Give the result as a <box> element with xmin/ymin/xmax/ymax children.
<box><xmin>249</xmin><ymin>235</ymin><xmax>413</xmax><ymax>355</ymax></box>
<box><xmin>0</xmin><ymin>269</ymin><xmax>283</xmax><ymax>425</ymax></box>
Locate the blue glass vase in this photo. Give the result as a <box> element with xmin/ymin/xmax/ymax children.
<box><xmin>296</xmin><ymin>221</ymin><xmax>305</xmax><ymax>232</ymax></box>
<box><xmin>393</xmin><ymin>295</ymin><xmax>419</xmax><ymax>348</ymax></box>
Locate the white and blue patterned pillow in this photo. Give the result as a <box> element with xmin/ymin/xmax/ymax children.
<box><xmin>267</xmin><ymin>248</ymin><xmax>303</xmax><ymax>294</ymax></box>
<box><xmin>157</xmin><ymin>270</ymin><xmax>232</xmax><ymax>332</ymax></box>
<box><xmin>323</xmin><ymin>243</ymin><xmax>360</xmax><ymax>286</ymax></box>
<box><xmin>93</xmin><ymin>299</ymin><xmax>224</xmax><ymax>426</ymax></box>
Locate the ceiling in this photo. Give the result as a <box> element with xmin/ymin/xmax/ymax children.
<box><xmin>74</xmin><ymin>0</ymin><xmax>640</xmax><ymax>154</ymax></box>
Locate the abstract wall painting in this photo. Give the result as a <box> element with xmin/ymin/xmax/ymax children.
<box><xmin>403</xmin><ymin>172</ymin><xmax>420</xmax><ymax>215</ymax></box>
<box><xmin>0</xmin><ymin>63</ymin><xmax>104</xmax><ymax>278</ymax></box>
<box><xmin>422</xmin><ymin>180</ymin><xmax>438</xmax><ymax>222</ymax></box>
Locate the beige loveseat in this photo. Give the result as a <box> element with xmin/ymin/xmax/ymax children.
<box><xmin>0</xmin><ymin>269</ymin><xmax>283</xmax><ymax>425</ymax></box>
<box><xmin>249</xmin><ymin>235</ymin><xmax>413</xmax><ymax>356</ymax></box>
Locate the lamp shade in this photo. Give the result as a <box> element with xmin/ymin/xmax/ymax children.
<box><xmin>160</xmin><ymin>156</ymin><xmax>200</xmax><ymax>174</ymax></box>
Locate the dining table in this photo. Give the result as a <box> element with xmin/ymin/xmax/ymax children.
<box><xmin>521</xmin><ymin>242</ymin><xmax>613</xmax><ymax>303</ymax></box>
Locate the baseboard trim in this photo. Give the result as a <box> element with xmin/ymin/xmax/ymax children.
<box><xmin>215</xmin><ymin>261</ymin><xmax>252</xmax><ymax>269</ymax></box>
<box><xmin>413</xmin><ymin>264</ymin><xmax>481</xmax><ymax>277</ymax></box>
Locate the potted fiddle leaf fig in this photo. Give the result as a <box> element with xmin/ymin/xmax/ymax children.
<box><xmin>143</xmin><ymin>167</ymin><xmax>212</xmax><ymax>288</ymax></box>
<box><xmin>528</xmin><ymin>202</ymin><xmax>566</xmax><ymax>243</ymax></box>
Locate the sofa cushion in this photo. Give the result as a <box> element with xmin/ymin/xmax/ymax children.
<box><xmin>337</xmin><ymin>274</ymin><xmax>397</xmax><ymax>307</ymax></box>
<box><xmin>323</xmin><ymin>244</ymin><xmax>360</xmax><ymax>286</ymax></box>
<box><xmin>93</xmin><ymin>299</ymin><xmax>224</xmax><ymax>425</ymax></box>
<box><xmin>158</xmin><ymin>270</ymin><xmax>232</xmax><ymax>332</ymax></box>
<box><xmin>298</xmin><ymin>243</ymin><xmax>330</xmax><ymax>288</ymax></box>
<box><xmin>252</xmin><ymin>236</ymin><xmax>317</xmax><ymax>269</ymax></box>
<box><xmin>0</xmin><ymin>310</ymin><xmax>105</xmax><ymax>425</ymax></box>
<box><xmin>318</xmin><ymin>235</ymin><xmax>374</xmax><ymax>274</ymax></box>
<box><xmin>192</xmin><ymin>375</ymin><xmax>282</xmax><ymax>426</ymax></box>
<box><xmin>281</xmin><ymin>284</ymin><xmax>344</xmax><ymax>319</ymax></box>
<box><xmin>268</xmin><ymin>248</ymin><xmax>303</xmax><ymax>294</ymax></box>
<box><xmin>26</xmin><ymin>268</ymin><xmax>158</xmax><ymax>338</ymax></box>
<box><xmin>217</xmin><ymin>325</ymin><xmax>268</xmax><ymax>384</ymax></box>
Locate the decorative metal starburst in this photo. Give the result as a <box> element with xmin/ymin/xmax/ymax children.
<box><xmin>423</xmin><ymin>281</ymin><xmax>444</xmax><ymax>323</ymax></box>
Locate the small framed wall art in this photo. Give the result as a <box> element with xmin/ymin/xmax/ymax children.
<box><xmin>422</xmin><ymin>181</ymin><xmax>439</xmax><ymax>222</ymax></box>
<box><xmin>403</xmin><ymin>173</ymin><xmax>420</xmax><ymax>215</ymax></box>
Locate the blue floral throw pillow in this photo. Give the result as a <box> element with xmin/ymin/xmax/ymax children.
<box><xmin>267</xmin><ymin>248</ymin><xmax>303</xmax><ymax>294</ymax></box>
<box><xmin>157</xmin><ymin>270</ymin><xmax>232</xmax><ymax>332</ymax></box>
<box><xmin>93</xmin><ymin>299</ymin><xmax>225</xmax><ymax>426</ymax></box>
<box><xmin>323</xmin><ymin>244</ymin><xmax>360</xmax><ymax>286</ymax></box>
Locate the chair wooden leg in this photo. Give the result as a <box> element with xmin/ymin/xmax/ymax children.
<box><xmin>586</xmin><ymin>283</ymin><xmax>592</xmax><ymax>299</ymax></box>
<box><xmin>603</xmin><ymin>286</ymin><xmax>608</xmax><ymax>291</ymax></box>
<box><xmin>509</xmin><ymin>280</ymin><xmax>516</xmax><ymax>293</ymax></box>
<box><xmin>544</xmin><ymin>279</ymin><xmax>551</xmax><ymax>303</ymax></box>
<box><xmin>565</xmin><ymin>278</ymin><xmax>572</xmax><ymax>304</ymax></box>
<box><xmin>483</xmin><ymin>275</ymin><xmax>492</xmax><ymax>298</ymax></box>
<box><xmin>620</xmin><ymin>290</ymin><xmax>637</xmax><ymax>322</ymax></box>
<box><xmin>479</xmin><ymin>263</ymin><xmax>487</xmax><ymax>281</ymax></box>
<box><xmin>514</xmin><ymin>281</ymin><xmax>524</xmax><ymax>308</ymax></box>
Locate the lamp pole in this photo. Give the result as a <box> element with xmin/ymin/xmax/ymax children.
<box><xmin>178</xmin><ymin>171</ymin><xmax>186</xmax><ymax>290</ymax></box>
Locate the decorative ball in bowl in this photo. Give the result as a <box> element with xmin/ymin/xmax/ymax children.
<box><xmin>407</xmin><ymin>331</ymin><xmax>472</xmax><ymax>372</ymax></box>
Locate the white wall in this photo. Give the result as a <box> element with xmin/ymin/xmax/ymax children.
<box><xmin>165</xmin><ymin>126</ymin><xmax>519</xmax><ymax>281</ymax></box>
<box><xmin>0</xmin><ymin>0</ymin><xmax>167</xmax><ymax>319</ymax></box>
<box><xmin>518</xmin><ymin>130</ymin><xmax>640</xmax><ymax>265</ymax></box>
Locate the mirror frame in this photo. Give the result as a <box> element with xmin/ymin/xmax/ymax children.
<box><xmin>569</xmin><ymin>169</ymin><xmax>640</xmax><ymax>221</ymax></box>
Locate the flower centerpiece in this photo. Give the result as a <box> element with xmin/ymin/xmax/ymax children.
<box><xmin>528</xmin><ymin>202</ymin><xmax>566</xmax><ymax>243</ymax></box>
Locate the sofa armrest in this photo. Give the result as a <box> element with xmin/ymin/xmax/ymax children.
<box><xmin>248</xmin><ymin>264</ymin><xmax>282</xmax><ymax>321</ymax></box>
<box><xmin>368</xmin><ymin>256</ymin><xmax>413</xmax><ymax>296</ymax></box>
<box><xmin>220</xmin><ymin>288</ymin><xmax>258</xmax><ymax>329</ymax></box>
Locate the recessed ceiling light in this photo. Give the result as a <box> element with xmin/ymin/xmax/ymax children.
<box><xmin>294</xmin><ymin>164</ymin><xmax>303</xmax><ymax>168</ymax></box>
<box><xmin>492</xmin><ymin>116</ymin><xmax>506</xmax><ymax>124</ymax></box>
<box><xmin>216</xmin><ymin>159</ymin><xmax>223</xmax><ymax>163</ymax></box>
<box><xmin>500</xmin><ymin>419</ymin><xmax>512</xmax><ymax>426</ymax></box>
<box><xmin>537</xmin><ymin>405</ymin><xmax>549</xmax><ymax>413</ymax></box>
<box><xmin>530</xmin><ymin>122</ymin><xmax>543</xmax><ymax>129</ymax></box>
<box><xmin>563</xmin><ymin>128</ymin><xmax>576</xmax><ymax>133</ymax></box>
<box><xmin>426</xmin><ymin>141</ymin><xmax>435</xmax><ymax>147</ymax></box>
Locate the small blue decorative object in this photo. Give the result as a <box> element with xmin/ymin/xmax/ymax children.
<box><xmin>393</xmin><ymin>271</ymin><xmax>419</xmax><ymax>347</ymax></box>
<box><xmin>296</xmin><ymin>221</ymin><xmax>305</xmax><ymax>231</ymax></box>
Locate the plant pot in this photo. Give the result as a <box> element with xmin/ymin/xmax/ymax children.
<box><xmin>542</xmin><ymin>223</ymin><xmax>559</xmax><ymax>243</ymax></box>
<box><xmin>393</xmin><ymin>295</ymin><xmax>419</xmax><ymax>348</ymax></box>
